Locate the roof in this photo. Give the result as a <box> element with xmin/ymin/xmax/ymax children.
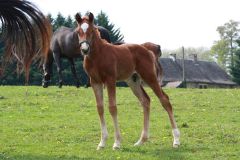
<box><xmin>159</xmin><ymin>58</ymin><xmax>236</xmax><ymax>85</ymax></box>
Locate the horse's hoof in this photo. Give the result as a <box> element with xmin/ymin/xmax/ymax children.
<box><xmin>58</xmin><ymin>82</ymin><xmax>63</xmax><ymax>88</ymax></box>
<box><xmin>42</xmin><ymin>84</ymin><xmax>48</xmax><ymax>88</ymax></box>
<box><xmin>42</xmin><ymin>81</ymin><xmax>49</xmax><ymax>88</ymax></box>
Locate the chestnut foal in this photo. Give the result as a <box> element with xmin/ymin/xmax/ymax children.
<box><xmin>75</xmin><ymin>12</ymin><xmax>180</xmax><ymax>150</ymax></box>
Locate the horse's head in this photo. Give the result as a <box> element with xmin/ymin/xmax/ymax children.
<box><xmin>75</xmin><ymin>12</ymin><xmax>95</xmax><ymax>56</ymax></box>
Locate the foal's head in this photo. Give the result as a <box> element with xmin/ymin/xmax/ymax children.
<box><xmin>75</xmin><ymin>12</ymin><xmax>97</xmax><ymax>56</ymax></box>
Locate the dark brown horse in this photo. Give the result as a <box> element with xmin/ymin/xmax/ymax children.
<box><xmin>75</xmin><ymin>12</ymin><xmax>180</xmax><ymax>150</ymax></box>
<box><xmin>0</xmin><ymin>0</ymin><xmax>51</xmax><ymax>81</ymax></box>
<box><xmin>42</xmin><ymin>25</ymin><xmax>111</xmax><ymax>88</ymax></box>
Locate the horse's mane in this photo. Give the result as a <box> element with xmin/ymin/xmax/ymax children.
<box><xmin>0</xmin><ymin>0</ymin><xmax>52</xmax><ymax>82</ymax></box>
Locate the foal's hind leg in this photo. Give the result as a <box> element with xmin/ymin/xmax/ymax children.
<box><xmin>137</xmin><ymin>69</ymin><xmax>180</xmax><ymax>148</ymax></box>
<box><xmin>126</xmin><ymin>74</ymin><xmax>150</xmax><ymax>146</ymax></box>
<box><xmin>68</xmin><ymin>58</ymin><xmax>80</xmax><ymax>88</ymax></box>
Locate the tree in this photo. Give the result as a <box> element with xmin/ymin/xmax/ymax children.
<box><xmin>230</xmin><ymin>40</ymin><xmax>240</xmax><ymax>84</ymax></box>
<box><xmin>162</xmin><ymin>47</ymin><xmax>212</xmax><ymax>61</ymax></box>
<box><xmin>65</xmin><ymin>15</ymin><xmax>75</xmax><ymax>28</ymax></box>
<box><xmin>95</xmin><ymin>11</ymin><xmax>124</xmax><ymax>43</ymax></box>
<box><xmin>210</xmin><ymin>40</ymin><xmax>229</xmax><ymax>69</ymax></box>
<box><xmin>46</xmin><ymin>13</ymin><xmax>54</xmax><ymax>25</ymax></box>
<box><xmin>53</xmin><ymin>13</ymin><xmax>66</xmax><ymax>32</ymax></box>
<box><xmin>215</xmin><ymin>20</ymin><xmax>240</xmax><ymax>67</ymax></box>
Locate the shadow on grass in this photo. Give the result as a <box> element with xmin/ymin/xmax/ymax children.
<box><xmin>0</xmin><ymin>144</ymin><xmax>210</xmax><ymax>160</ymax></box>
<box><xmin>120</xmin><ymin>144</ymin><xmax>210</xmax><ymax>160</ymax></box>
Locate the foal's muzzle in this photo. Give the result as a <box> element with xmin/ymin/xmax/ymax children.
<box><xmin>79</xmin><ymin>40</ymin><xmax>90</xmax><ymax>55</ymax></box>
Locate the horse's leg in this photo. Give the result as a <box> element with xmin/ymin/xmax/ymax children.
<box><xmin>85</xmin><ymin>76</ymin><xmax>91</xmax><ymax>88</ymax></box>
<box><xmin>126</xmin><ymin>73</ymin><xmax>150</xmax><ymax>146</ymax></box>
<box><xmin>52</xmin><ymin>52</ymin><xmax>63</xmax><ymax>88</ymax></box>
<box><xmin>42</xmin><ymin>50</ymin><xmax>53</xmax><ymax>88</ymax></box>
<box><xmin>91</xmin><ymin>82</ymin><xmax>108</xmax><ymax>150</ymax></box>
<box><xmin>106</xmin><ymin>79</ymin><xmax>121</xmax><ymax>150</ymax></box>
<box><xmin>137</xmin><ymin>67</ymin><xmax>180</xmax><ymax>148</ymax></box>
<box><xmin>68</xmin><ymin>58</ymin><xmax>80</xmax><ymax>88</ymax></box>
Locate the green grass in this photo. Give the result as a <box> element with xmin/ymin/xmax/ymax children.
<box><xmin>0</xmin><ymin>86</ymin><xmax>239</xmax><ymax>160</ymax></box>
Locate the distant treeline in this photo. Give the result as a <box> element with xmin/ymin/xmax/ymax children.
<box><xmin>0</xmin><ymin>11</ymin><xmax>124</xmax><ymax>86</ymax></box>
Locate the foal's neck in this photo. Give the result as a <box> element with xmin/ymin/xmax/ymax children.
<box><xmin>90</xmin><ymin>29</ymin><xmax>105</xmax><ymax>57</ymax></box>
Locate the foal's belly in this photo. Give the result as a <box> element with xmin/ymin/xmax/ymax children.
<box><xmin>116</xmin><ymin>67</ymin><xmax>135</xmax><ymax>81</ymax></box>
<box><xmin>116</xmin><ymin>59</ymin><xmax>135</xmax><ymax>81</ymax></box>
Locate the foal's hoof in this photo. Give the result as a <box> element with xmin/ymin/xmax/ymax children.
<box><xmin>97</xmin><ymin>145</ymin><xmax>105</xmax><ymax>150</ymax></box>
<box><xmin>173</xmin><ymin>140</ymin><xmax>180</xmax><ymax>148</ymax></box>
<box><xmin>134</xmin><ymin>137</ymin><xmax>148</xmax><ymax>146</ymax></box>
<box><xmin>112</xmin><ymin>143</ymin><xmax>121</xmax><ymax>150</ymax></box>
<box><xmin>172</xmin><ymin>128</ymin><xmax>180</xmax><ymax>148</ymax></box>
<box><xmin>134</xmin><ymin>140</ymin><xmax>144</xmax><ymax>146</ymax></box>
<box><xmin>173</xmin><ymin>143</ymin><xmax>180</xmax><ymax>148</ymax></box>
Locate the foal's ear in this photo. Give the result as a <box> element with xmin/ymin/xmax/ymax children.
<box><xmin>75</xmin><ymin>13</ymin><xmax>82</xmax><ymax>24</ymax></box>
<box><xmin>88</xmin><ymin>12</ymin><xmax>94</xmax><ymax>23</ymax></box>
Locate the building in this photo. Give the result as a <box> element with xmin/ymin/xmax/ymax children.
<box><xmin>160</xmin><ymin>56</ymin><xmax>237</xmax><ymax>88</ymax></box>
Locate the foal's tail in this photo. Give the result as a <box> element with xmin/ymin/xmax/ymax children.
<box><xmin>0</xmin><ymin>0</ymin><xmax>52</xmax><ymax>83</ymax></box>
<box><xmin>141</xmin><ymin>42</ymin><xmax>163</xmax><ymax>85</ymax></box>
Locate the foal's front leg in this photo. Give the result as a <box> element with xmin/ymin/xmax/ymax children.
<box><xmin>106</xmin><ymin>81</ymin><xmax>121</xmax><ymax>150</ymax></box>
<box><xmin>91</xmin><ymin>83</ymin><xmax>108</xmax><ymax>150</ymax></box>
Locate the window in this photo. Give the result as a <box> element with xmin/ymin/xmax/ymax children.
<box><xmin>198</xmin><ymin>84</ymin><xmax>208</xmax><ymax>89</ymax></box>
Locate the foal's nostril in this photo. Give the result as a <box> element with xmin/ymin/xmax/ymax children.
<box><xmin>80</xmin><ymin>41</ymin><xmax>90</xmax><ymax>55</ymax></box>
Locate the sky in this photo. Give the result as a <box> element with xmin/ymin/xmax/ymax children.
<box><xmin>30</xmin><ymin>0</ymin><xmax>240</xmax><ymax>49</ymax></box>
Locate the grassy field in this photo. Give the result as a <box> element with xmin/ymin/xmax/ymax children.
<box><xmin>0</xmin><ymin>86</ymin><xmax>239</xmax><ymax>160</ymax></box>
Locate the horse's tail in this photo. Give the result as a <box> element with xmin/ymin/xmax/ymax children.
<box><xmin>141</xmin><ymin>42</ymin><xmax>163</xmax><ymax>85</ymax></box>
<box><xmin>0</xmin><ymin>0</ymin><xmax>52</xmax><ymax>83</ymax></box>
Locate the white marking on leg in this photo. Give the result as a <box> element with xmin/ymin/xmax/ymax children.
<box><xmin>112</xmin><ymin>114</ymin><xmax>121</xmax><ymax>150</ymax></box>
<box><xmin>92</xmin><ymin>84</ymin><xmax>108</xmax><ymax>150</ymax></box>
<box><xmin>97</xmin><ymin>121</ymin><xmax>108</xmax><ymax>150</ymax></box>
<box><xmin>172</xmin><ymin>128</ymin><xmax>180</xmax><ymax>148</ymax></box>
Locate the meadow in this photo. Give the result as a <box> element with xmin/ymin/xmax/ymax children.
<box><xmin>0</xmin><ymin>86</ymin><xmax>239</xmax><ymax>160</ymax></box>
